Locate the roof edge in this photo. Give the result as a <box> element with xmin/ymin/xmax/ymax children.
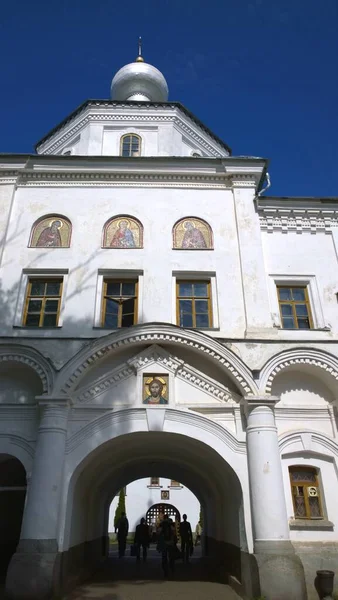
<box><xmin>34</xmin><ymin>100</ymin><xmax>232</xmax><ymax>154</ymax></box>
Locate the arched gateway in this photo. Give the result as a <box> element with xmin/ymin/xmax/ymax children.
<box><xmin>5</xmin><ymin>326</ymin><xmax>307</xmax><ymax>600</ymax></box>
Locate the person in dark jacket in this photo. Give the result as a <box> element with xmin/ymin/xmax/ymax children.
<box><xmin>116</xmin><ymin>512</ymin><xmax>129</xmax><ymax>558</ymax></box>
<box><xmin>180</xmin><ymin>514</ymin><xmax>193</xmax><ymax>563</ymax></box>
<box><xmin>134</xmin><ymin>517</ymin><xmax>150</xmax><ymax>561</ymax></box>
<box><xmin>158</xmin><ymin>514</ymin><xmax>176</xmax><ymax>576</ymax></box>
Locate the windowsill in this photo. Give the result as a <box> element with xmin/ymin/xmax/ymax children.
<box><xmin>180</xmin><ymin>326</ymin><xmax>220</xmax><ymax>332</ymax></box>
<box><xmin>289</xmin><ymin>519</ymin><xmax>334</xmax><ymax>531</ymax></box>
<box><xmin>13</xmin><ymin>325</ymin><xmax>62</xmax><ymax>330</ymax></box>
<box><xmin>92</xmin><ymin>326</ymin><xmax>136</xmax><ymax>330</ymax></box>
<box><xmin>278</xmin><ymin>328</ymin><xmax>331</xmax><ymax>332</ymax></box>
<box><xmin>147</xmin><ymin>485</ymin><xmax>163</xmax><ymax>489</ymax></box>
<box><xmin>169</xmin><ymin>485</ymin><xmax>183</xmax><ymax>489</ymax></box>
<box><xmin>172</xmin><ymin>248</ymin><xmax>214</xmax><ymax>251</ymax></box>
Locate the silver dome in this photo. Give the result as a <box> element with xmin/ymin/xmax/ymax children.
<box><xmin>111</xmin><ymin>60</ymin><xmax>169</xmax><ymax>102</ymax></box>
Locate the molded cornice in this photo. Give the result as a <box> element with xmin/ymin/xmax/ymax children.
<box><xmin>54</xmin><ymin>323</ymin><xmax>257</xmax><ymax>397</ymax></box>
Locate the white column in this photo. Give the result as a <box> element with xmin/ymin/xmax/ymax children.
<box><xmin>245</xmin><ymin>397</ymin><xmax>292</xmax><ymax>554</ymax></box>
<box><xmin>20</xmin><ymin>399</ymin><xmax>68</xmax><ymax>541</ymax></box>
<box><xmin>232</xmin><ymin>181</ymin><xmax>275</xmax><ymax>337</ymax></box>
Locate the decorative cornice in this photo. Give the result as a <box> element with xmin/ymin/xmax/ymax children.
<box><xmin>37</xmin><ymin>109</ymin><xmax>228</xmax><ymax>157</ymax></box>
<box><xmin>279</xmin><ymin>429</ymin><xmax>338</xmax><ymax>458</ymax></box>
<box><xmin>259</xmin><ymin>209</ymin><xmax>338</xmax><ymax>234</ymax></box>
<box><xmin>0</xmin><ymin>347</ymin><xmax>54</xmax><ymax>393</ymax></box>
<box><xmin>56</xmin><ymin>324</ymin><xmax>257</xmax><ymax>397</ymax></box>
<box><xmin>74</xmin><ymin>344</ymin><xmax>239</xmax><ymax>405</ymax></box>
<box><xmin>259</xmin><ymin>348</ymin><xmax>338</xmax><ymax>395</ymax></box>
<box><xmin>16</xmin><ymin>171</ymin><xmax>231</xmax><ymax>189</ymax></box>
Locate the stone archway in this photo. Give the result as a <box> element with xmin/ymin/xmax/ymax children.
<box><xmin>55</xmin><ymin>410</ymin><xmax>250</xmax><ymax>597</ymax></box>
<box><xmin>0</xmin><ymin>455</ymin><xmax>27</xmax><ymax>581</ymax></box>
<box><xmin>146</xmin><ymin>502</ymin><xmax>180</xmax><ymax>527</ymax></box>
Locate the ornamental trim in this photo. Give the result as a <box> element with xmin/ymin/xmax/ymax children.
<box><xmin>56</xmin><ymin>325</ymin><xmax>257</xmax><ymax>396</ymax></box>
<box><xmin>17</xmin><ymin>171</ymin><xmax>230</xmax><ymax>189</ymax></box>
<box><xmin>0</xmin><ymin>349</ymin><xmax>53</xmax><ymax>393</ymax></box>
<box><xmin>37</xmin><ymin>110</ymin><xmax>227</xmax><ymax>157</ymax></box>
<box><xmin>260</xmin><ymin>348</ymin><xmax>338</xmax><ymax>395</ymax></box>
<box><xmin>259</xmin><ymin>209</ymin><xmax>338</xmax><ymax>234</ymax></box>
<box><xmin>74</xmin><ymin>344</ymin><xmax>239</xmax><ymax>404</ymax></box>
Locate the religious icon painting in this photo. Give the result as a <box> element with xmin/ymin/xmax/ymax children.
<box><xmin>143</xmin><ymin>374</ymin><xmax>169</xmax><ymax>405</ymax></box>
<box><xmin>103</xmin><ymin>216</ymin><xmax>143</xmax><ymax>248</ymax></box>
<box><xmin>173</xmin><ymin>217</ymin><xmax>213</xmax><ymax>250</ymax></box>
<box><xmin>161</xmin><ymin>490</ymin><xmax>170</xmax><ymax>500</ymax></box>
<box><xmin>30</xmin><ymin>216</ymin><xmax>71</xmax><ymax>248</ymax></box>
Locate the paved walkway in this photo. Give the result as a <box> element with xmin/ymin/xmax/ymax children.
<box><xmin>64</xmin><ymin>547</ymin><xmax>242</xmax><ymax>600</ymax></box>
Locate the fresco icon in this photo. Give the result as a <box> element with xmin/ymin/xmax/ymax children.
<box><xmin>30</xmin><ymin>216</ymin><xmax>71</xmax><ymax>248</ymax></box>
<box><xmin>103</xmin><ymin>216</ymin><xmax>143</xmax><ymax>248</ymax></box>
<box><xmin>143</xmin><ymin>375</ymin><xmax>168</xmax><ymax>405</ymax></box>
<box><xmin>173</xmin><ymin>218</ymin><xmax>212</xmax><ymax>249</ymax></box>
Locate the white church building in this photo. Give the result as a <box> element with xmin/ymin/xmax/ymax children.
<box><xmin>0</xmin><ymin>46</ymin><xmax>337</xmax><ymax>600</ymax></box>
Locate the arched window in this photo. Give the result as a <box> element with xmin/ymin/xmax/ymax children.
<box><xmin>120</xmin><ymin>134</ymin><xmax>141</xmax><ymax>157</ymax></box>
<box><xmin>29</xmin><ymin>215</ymin><xmax>72</xmax><ymax>248</ymax></box>
<box><xmin>102</xmin><ymin>215</ymin><xmax>143</xmax><ymax>248</ymax></box>
<box><xmin>289</xmin><ymin>466</ymin><xmax>323</xmax><ymax>519</ymax></box>
<box><xmin>173</xmin><ymin>217</ymin><xmax>213</xmax><ymax>250</ymax></box>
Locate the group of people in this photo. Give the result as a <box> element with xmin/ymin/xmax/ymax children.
<box><xmin>115</xmin><ymin>512</ymin><xmax>202</xmax><ymax>576</ymax></box>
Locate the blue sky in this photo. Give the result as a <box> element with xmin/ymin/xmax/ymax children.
<box><xmin>0</xmin><ymin>0</ymin><xmax>337</xmax><ymax>196</ymax></box>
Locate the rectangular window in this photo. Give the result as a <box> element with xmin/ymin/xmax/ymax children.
<box><xmin>150</xmin><ymin>477</ymin><xmax>160</xmax><ymax>486</ymax></box>
<box><xmin>101</xmin><ymin>279</ymin><xmax>138</xmax><ymax>328</ymax></box>
<box><xmin>289</xmin><ymin>466</ymin><xmax>323</xmax><ymax>519</ymax></box>
<box><xmin>170</xmin><ymin>480</ymin><xmax>180</xmax><ymax>487</ymax></box>
<box><xmin>277</xmin><ymin>286</ymin><xmax>313</xmax><ymax>329</ymax></box>
<box><xmin>176</xmin><ymin>280</ymin><xmax>212</xmax><ymax>328</ymax></box>
<box><xmin>23</xmin><ymin>278</ymin><xmax>63</xmax><ymax>327</ymax></box>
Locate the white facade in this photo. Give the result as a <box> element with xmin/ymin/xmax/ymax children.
<box><xmin>0</xmin><ymin>52</ymin><xmax>338</xmax><ymax>600</ymax></box>
<box><xmin>108</xmin><ymin>478</ymin><xmax>200</xmax><ymax>534</ymax></box>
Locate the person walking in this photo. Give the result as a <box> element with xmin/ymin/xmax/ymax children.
<box><xmin>134</xmin><ymin>517</ymin><xmax>150</xmax><ymax>561</ymax></box>
<box><xmin>180</xmin><ymin>514</ymin><xmax>193</xmax><ymax>563</ymax></box>
<box><xmin>116</xmin><ymin>511</ymin><xmax>129</xmax><ymax>558</ymax></box>
<box><xmin>158</xmin><ymin>514</ymin><xmax>176</xmax><ymax>577</ymax></box>
<box><xmin>195</xmin><ymin>520</ymin><xmax>202</xmax><ymax>546</ymax></box>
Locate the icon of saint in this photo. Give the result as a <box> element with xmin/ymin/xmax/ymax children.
<box><xmin>181</xmin><ymin>221</ymin><xmax>207</xmax><ymax>249</ymax></box>
<box><xmin>110</xmin><ymin>220</ymin><xmax>136</xmax><ymax>248</ymax></box>
<box><xmin>36</xmin><ymin>220</ymin><xmax>62</xmax><ymax>247</ymax></box>
<box><xmin>143</xmin><ymin>378</ymin><xmax>168</xmax><ymax>405</ymax></box>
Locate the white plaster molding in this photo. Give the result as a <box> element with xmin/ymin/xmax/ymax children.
<box><xmin>146</xmin><ymin>408</ymin><xmax>166</xmax><ymax>431</ymax></box>
<box><xmin>279</xmin><ymin>429</ymin><xmax>338</xmax><ymax>460</ymax></box>
<box><xmin>0</xmin><ymin>433</ymin><xmax>35</xmax><ymax>464</ymax></box>
<box><xmin>65</xmin><ymin>407</ymin><xmax>246</xmax><ymax>455</ymax></box>
<box><xmin>16</xmin><ymin>171</ymin><xmax>231</xmax><ymax>189</ymax></box>
<box><xmin>0</xmin><ymin>346</ymin><xmax>54</xmax><ymax>393</ymax></box>
<box><xmin>73</xmin><ymin>344</ymin><xmax>240</xmax><ymax>405</ymax></box>
<box><xmin>259</xmin><ymin>348</ymin><xmax>338</xmax><ymax>395</ymax></box>
<box><xmin>259</xmin><ymin>209</ymin><xmax>338</xmax><ymax>234</ymax></box>
<box><xmin>37</xmin><ymin>107</ymin><xmax>228</xmax><ymax>157</ymax></box>
<box><xmin>55</xmin><ymin>324</ymin><xmax>257</xmax><ymax>397</ymax></box>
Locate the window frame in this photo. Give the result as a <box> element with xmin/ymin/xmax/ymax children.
<box><xmin>289</xmin><ymin>466</ymin><xmax>323</xmax><ymax>520</ymax></box>
<box><xmin>149</xmin><ymin>477</ymin><xmax>160</xmax><ymax>487</ymax></box>
<box><xmin>277</xmin><ymin>285</ymin><xmax>313</xmax><ymax>330</ymax></box>
<box><xmin>120</xmin><ymin>133</ymin><xmax>142</xmax><ymax>157</ymax></box>
<box><xmin>22</xmin><ymin>277</ymin><xmax>63</xmax><ymax>328</ymax></box>
<box><xmin>101</xmin><ymin>278</ymin><xmax>138</xmax><ymax>329</ymax></box>
<box><xmin>176</xmin><ymin>279</ymin><xmax>213</xmax><ymax>329</ymax></box>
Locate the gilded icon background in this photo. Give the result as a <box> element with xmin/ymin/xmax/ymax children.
<box><xmin>103</xmin><ymin>216</ymin><xmax>143</xmax><ymax>248</ymax></box>
<box><xmin>143</xmin><ymin>375</ymin><xmax>169</xmax><ymax>405</ymax></box>
<box><xmin>173</xmin><ymin>218</ymin><xmax>212</xmax><ymax>249</ymax></box>
<box><xmin>30</xmin><ymin>217</ymin><xmax>71</xmax><ymax>248</ymax></box>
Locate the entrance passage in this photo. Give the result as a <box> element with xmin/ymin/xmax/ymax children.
<box><xmin>0</xmin><ymin>455</ymin><xmax>26</xmax><ymax>581</ymax></box>
<box><xmin>146</xmin><ymin>502</ymin><xmax>180</xmax><ymax>526</ymax></box>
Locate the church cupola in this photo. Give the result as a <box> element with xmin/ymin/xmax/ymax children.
<box><xmin>110</xmin><ymin>38</ymin><xmax>169</xmax><ymax>102</ymax></box>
